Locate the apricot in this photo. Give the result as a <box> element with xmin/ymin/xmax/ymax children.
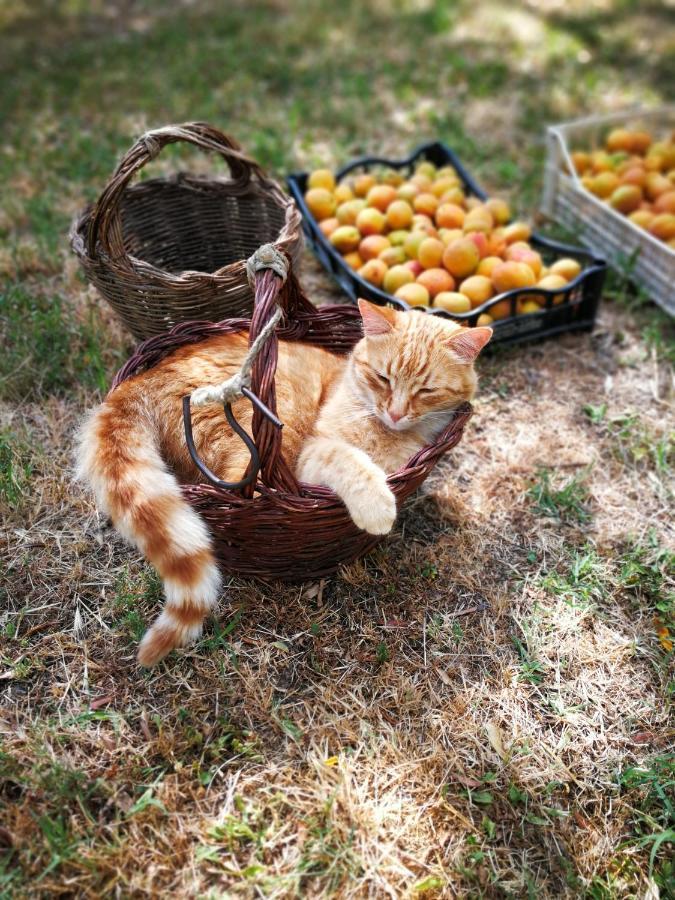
<box><xmin>534</xmin><ymin>273</ymin><xmax>568</xmax><ymax>305</ymax></box>
<box><xmin>334</xmin><ymin>183</ymin><xmax>354</xmax><ymax>204</ymax></box>
<box><xmin>477</xmin><ymin>256</ymin><xmax>503</xmax><ymax>278</ymax></box>
<box><xmin>330</xmin><ymin>225</ymin><xmax>361</xmax><ymax>253</ymax></box>
<box><xmin>620</xmin><ymin>166</ymin><xmax>647</xmax><ymax>188</ymax></box>
<box><xmin>486</xmin><ymin>230</ymin><xmax>508</xmax><ymax>257</ymax></box>
<box><xmin>591</xmin><ymin>150</ymin><xmax>612</xmax><ymax>172</ymax></box>
<box><xmin>336</xmin><ymin>199</ymin><xmax>366</xmax><ymax>225</ymax></box>
<box><xmin>353</xmin><ymin>174</ymin><xmax>376</xmax><ymax>197</ymax></box>
<box><xmin>415</xmin><ymin>161</ymin><xmax>437</xmax><ymax>180</ymax></box>
<box><xmin>418</xmin><ymin>237</ymin><xmax>445</xmax><ymax>270</ymax></box>
<box><xmin>356</xmin><ymin>207</ymin><xmax>386</xmax><ymax>236</ymax></box>
<box><xmin>379</xmin><ymin>246</ymin><xmax>406</xmax><ymax>267</ymax></box>
<box><xmin>589</xmin><ymin>172</ymin><xmax>620</xmax><ymax>198</ymax></box>
<box><xmin>491</xmin><ymin>261</ymin><xmax>536</xmax><ymax>294</ymax></box>
<box><xmin>463</xmin><ymin>207</ymin><xmax>493</xmax><ymax>234</ymax></box>
<box><xmin>417</xmin><ymin>268</ymin><xmax>456</xmax><ymax>298</ymax></box>
<box><xmin>382</xmin><ymin>169</ymin><xmax>404</xmax><ymax>186</ymax></box>
<box><xmin>502</xmin><ymin>222</ymin><xmax>532</xmax><ymax>244</ymax></box>
<box><xmin>319</xmin><ymin>217</ymin><xmax>339</xmax><ymax>238</ymax></box>
<box><xmin>395</xmin><ymin>282</ymin><xmax>430</xmax><ymax>307</ymax></box>
<box><xmin>398</xmin><ymin>182</ymin><xmax>419</xmax><ymax>202</ymax></box>
<box><xmin>358</xmin><ymin>259</ymin><xmax>388</xmax><ymax>287</ymax></box>
<box><xmin>308</xmin><ymin>169</ymin><xmax>336</xmax><ymax>192</ymax></box>
<box><xmin>305</xmin><ymin>188</ymin><xmax>336</xmax><ymax>221</ymax></box>
<box><xmin>439</xmin><ymin>186</ymin><xmax>466</xmax><ymax>206</ymax></box>
<box><xmin>549</xmin><ymin>258</ymin><xmax>582</xmax><ymax>282</ymax></box>
<box><xmin>485</xmin><ymin>197</ymin><xmax>511</xmax><ymax>225</ymax></box>
<box><xmin>433</xmin><ymin>292</ymin><xmax>472</xmax><ymax>313</ymax></box>
<box><xmin>606</xmin><ymin>128</ymin><xmax>635</xmax><ymax>154</ymax></box>
<box><xmin>571</xmin><ymin>151</ymin><xmax>591</xmax><ymax>174</ymax></box>
<box><xmin>459</xmin><ymin>275</ymin><xmax>494</xmax><ymax>308</ymax></box>
<box><xmin>343</xmin><ymin>251</ymin><xmax>363</xmax><ymax>269</ymax></box>
<box><xmin>466</xmin><ymin>231</ymin><xmax>489</xmax><ymax>259</ymax></box>
<box><xmin>411</xmin><ymin>172</ymin><xmax>432</xmax><ymax>191</ymax></box>
<box><xmin>654</xmin><ymin>190</ymin><xmax>675</xmax><ymax>214</ymax></box>
<box><xmin>359</xmin><ymin>234</ymin><xmax>391</xmax><ymax>261</ymax></box>
<box><xmin>628</xmin><ymin>209</ymin><xmax>654</xmax><ymax>229</ymax></box>
<box><xmin>610</xmin><ymin>185</ymin><xmax>643</xmax><ymax>214</ymax></box>
<box><xmin>649</xmin><ymin>214</ymin><xmax>675</xmax><ymax>241</ymax></box>
<box><xmin>476</xmin><ymin>313</ymin><xmax>494</xmax><ymax>326</ymax></box>
<box><xmin>431</xmin><ymin>176</ymin><xmax>460</xmax><ymax>198</ymax></box>
<box><xmin>403</xmin><ymin>231</ymin><xmax>428</xmax><ymax>260</ymax></box>
<box><xmin>435</xmin><ymin>203</ymin><xmax>465</xmax><ymax>229</ymax></box>
<box><xmin>414</xmin><ymin>192</ymin><xmax>439</xmax><ymax>217</ymax></box>
<box><xmin>505</xmin><ymin>245</ymin><xmax>543</xmax><ymax>278</ymax></box>
<box><xmin>650</xmin><ymin>142</ymin><xmax>675</xmax><ymax>169</ymax></box>
<box><xmin>405</xmin><ymin>260</ymin><xmax>424</xmax><ymax>277</ymax></box>
<box><xmin>645</xmin><ymin>173</ymin><xmax>671</xmax><ymax>200</ymax></box>
<box><xmin>386</xmin><ymin>200</ymin><xmax>414</xmax><ymax>230</ymax></box>
<box><xmin>442</xmin><ymin>239</ymin><xmax>480</xmax><ymax>279</ymax></box>
<box><xmin>630</xmin><ymin>131</ymin><xmax>652</xmax><ymax>155</ymax></box>
<box><xmin>487</xmin><ymin>300</ymin><xmax>514</xmax><ymax>320</ymax></box>
<box><xmin>366</xmin><ymin>184</ymin><xmax>398</xmax><ymax>212</ymax></box>
<box><xmin>519</xmin><ymin>300</ymin><xmax>542</xmax><ymax>315</ymax></box>
<box><xmin>439</xmin><ymin>228</ymin><xmax>464</xmax><ymax>246</ymax></box>
<box><xmin>383</xmin><ymin>265</ymin><xmax>414</xmax><ymax>294</ymax></box>
<box><xmin>388</xmin><ymin>229</ymin><xmax>410</xmax><ymax>246</ymax></box>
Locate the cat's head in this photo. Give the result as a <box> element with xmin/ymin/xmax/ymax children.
<box><xmin>352</xmin><ymin>299</ymin><xmax>492</xmax><ymax>432</ymax></box>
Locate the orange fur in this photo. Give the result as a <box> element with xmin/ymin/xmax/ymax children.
<box><xmin>77</xmin><ymin>304</ymin><xmax>490</xmax><ymax>665</ymax></box>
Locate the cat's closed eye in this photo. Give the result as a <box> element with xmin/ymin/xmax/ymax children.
<box><xmin>376</xmin><ymin>372</ymin><xmax>390</xmax><ymax>385</ymax></box>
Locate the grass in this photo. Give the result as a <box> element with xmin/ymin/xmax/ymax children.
<box><xmin>1</xmin><ymin>0</ymin><xmax>674</xmax><ymax>897</ymax></box>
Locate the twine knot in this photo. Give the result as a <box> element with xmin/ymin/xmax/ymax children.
<box><xmin>140</xmin><ymin>132</ymin><xmax>161</xmax><ymax>160</ymax></box>
<box><xmin>246</xmin><ymin>243</ymin><xmax>288</xmax><ymax>287</ymax></box>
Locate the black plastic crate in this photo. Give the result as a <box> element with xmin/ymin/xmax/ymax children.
<box><xmin>288</xmin><ymin>142</ymin><xmax>607</xmax><ymax>348</ymax></box>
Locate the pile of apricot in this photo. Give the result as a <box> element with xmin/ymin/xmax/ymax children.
<box><xmin>571</xmin><ymin>128</ymin><xmax>675</xmax><ymax>247</ymax></box>
<box><xmin>304</xmin><ymin>161</ymin><xmax>581</xmax><ymax>324</ymax></box>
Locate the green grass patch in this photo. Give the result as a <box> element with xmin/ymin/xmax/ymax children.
<box><xmin>527</xmin><ymin>467</ymin><xmax>591</xmax><ymax>525</ymax></box>
<box><xmin>0</xmin><ymin>427</ymin><xmax>33</xmax><ymax>509</ymax></box>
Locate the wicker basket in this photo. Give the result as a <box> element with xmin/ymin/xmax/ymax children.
<box><xmin>110</xmin><ymin>250</ymin><xmax>473</xmax><ymax>582</ymax></box>
<box><xmin>71</xmin><ymin>123</ymin><xmax>303</xmax><ymax>340</ymax></box>
<box><xmin>541</xmin><ymin>106</ymin><xmax>675</xmax><ymax>316</ymax></box>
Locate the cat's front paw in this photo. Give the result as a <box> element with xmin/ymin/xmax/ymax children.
<box><xmin>347</xmin><ymin>485</ymin><xmax>397</xmax><ymax>535</ymax></box>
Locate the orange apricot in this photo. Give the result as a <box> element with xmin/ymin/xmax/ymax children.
<box><xmin>442</xmin><ymin>239</ymin><xmax>480</xmax><ymax>279</ymax></box>
<box><xmin>435</xmin><ymin>203</ymin><xmax>465</xmax><ymax>229</ymax></box>
<box><xmin>418</xmin><ymin>237</ymin><xmax>445</xmax><ymax>270</ymax></box>
<box><xmin>305</xmin><ymin>188</ymin><xmax>336</xmax><ymax>221</ymax></box>
<box><xmin>649</xmin><ymin>214</ymin><xmax>675</xmax><ymax>241</ymax></box>
<box><xmin>356</xmin><ymin>207</ymin><xmax>386</xmax><ymax>236</ymax></box>
<box><xmin>610</xmin><ymin>185</ymin><xmax>643</xmax><ymax>214</ymax></box>
<box><xmin>358</xmin><ymin>259</ymin><xmax>388</xmax><ymax>287</ymax></box>
<box><xmin>491</xmin><ymin>261</ymin><xmax>537</xmax><ymax>294</ymax></box>
<box><xmin>416</xmin><ymin>268</ymin><xmax>456</xmax><ymax>298</ymax></box>
<box><xmin>413</xmin><ymin>192</ymin><xmax>440</xmax><ymax>217</ymax></box>
<box><xmin>386</xmin><ymin>200</ymin><xmax>414</xmax><ymax>230</ymax></box>
<box><xmin>359</xmin><ymin>234</ymin><xmax>391</xmax><ymax>261</ymax></box>
<box><xmin>395</xmin><ymin>282</ymin><xmax>430</xmax><ymax>307</ymax></box>
<box><xmin>319</xmin><ymin>217</ymin><xmax>339</xmax><ymax>238</ymax></box>
<box><xmin>353</xmin><ymin>174</ymin><xmax>377</xmax><ymax>197</ymax></box>
<box><xmin>485</xmin><ymin>197</ymin><xmax>511</xmax><ymax>225</ymax></box>
<box><xmin>366</xmin><ymin>184</ymin><xmax>398</xmax><ymax>212</ymax></box>
<box><xmin>458</xmin><ymin>275</ymin><xmax>494</xmax><ymax>308</ymax></box>
<box><xmin>336</xmin><ymin>199</ymin><xmax>366</xmax><ymax>225</ymax></box>
<box><xmin>654</xmin><ymin>190</ymin><xmax>675</xmax><ymax>214</ymax></box>
<box><xmin>343</xmin><ymin>251</ymin><xmax>363</xmax><ymax>269</ymax></box>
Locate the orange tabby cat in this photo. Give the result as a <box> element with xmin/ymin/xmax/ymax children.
<box><xmin>77</xmin><ymin>300</ymin><xmax>491</xmax><ymax>665</ymax></box>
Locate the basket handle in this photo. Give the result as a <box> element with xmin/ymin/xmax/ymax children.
<box><xmin>86</xmin><ymin>122</ymin><xmax>268</xmax><ymax>259</ymax></box>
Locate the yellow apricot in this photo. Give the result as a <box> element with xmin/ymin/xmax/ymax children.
<box><xmin>491</xmin><ymin>261</ymin><xmax>537</xmax><ymax>294</ymax></box>
<box><xmin>336</xmin><ymin>199</ymin><xmax>366</xmax><ymax>225</ymax></box>
<box><xmin>334</xmin><ymin>183</ymin><xmax>353</xmax><ymax>204</ymax></box>
<box><xmin>549</xmin><ymin>258</ymin><xmax>582</xmax><ymax>282</ymax></box>
<box><xmin>442</xmin><ymin>239</ymin><xmax>480</xmax><ymax>279</ymax></box>
<box><xmin>395</xmin><ymin>282</ymin><xmax>430</xmax><ymax>307</ymax></box>
<box><xmin>477</xmin><ymin>256</ymin><xmax>503</xmax><ymax>278</ymax></box>
<box><xmin>502</xmin><ymin>222</ymin><xmax>532</xmax><ymax>244</ymax></box>
<box><xmin>413</xmin><ymin>192</ymin><xmax>439</xmax><ymax>217</ymax></box>
<box><xmin>308</xmin><ymin>169</ymin><xmax>336</xmax><ymax>191</ymax></box>
<box><xmin>356</xmin><ymin>207</ymin><xmax>386</xmax><ymax>236</ymax></box>
<box><xmin>305</xmin><ymin>188</ymin><xmax>336</xmax><ymax>221</ymax></box>
<box><xmin>330</xmin><ymin>225</ymin><xmax>361</xmax><ymax>253</ymax></box>
<box><xmin>353</xmin><ymin>174</ymin><xmax>376</xmax><ymax>197</ymax></box>
<box><xmin>433</xmin><ymin>292</ymin><xmax>472</xmax><ymax>313</ymax></box>
<box><xmin>366</xmin><ymin>184</ymin><xmax>398</xmax><ymax>212</ymax></box>
<box><xmin>476</xmin><ymin>313</ymin><xmax>494</xmax><ymax>326</ymax></box>
<box><xmin>358</xmin><ymin>259</ymin><xmax>388</xmax><ymax>287</ymax></box>
<box><xmin>343</xmin><ymin>251</ymin><xmax>363</xmax><ymax>269</ymax></box>
<box><xmin>383</xmin><ymin>265</ymin><xmax>414</xmax><ymax>294</ymax></box>
<box><xmin>418</xmin><ymin>237</ymin><xmax>445</xmax><ymax>270</ymax></box>
<box><xmin>534</xmin><ymin>273</ymin><xmax>568</xmax><ymax>305</ymax></box>
<box><xmin>386</xmin><ymin>200</ymin><xmax>414</xmax><ymax>230</ymax></box>
<box><xmin>359</xmin><ymin>234</ymin><xmax>391</xmax><ymax>261</ymax></box>
<box><xmin>459</xmin><ymin>275</ymin><xmax>494</xmax><ymax>308</ymax></box>
<box><xmin>319</xmin><ymin>217</ymin><xmax>339</xmax><ymax>238</ymax></box>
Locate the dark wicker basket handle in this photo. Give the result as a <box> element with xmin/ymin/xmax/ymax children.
<box><xmin>86</xmin><ymin>122</ymin><xmax>268</xmax><ymax>259</ymax></box>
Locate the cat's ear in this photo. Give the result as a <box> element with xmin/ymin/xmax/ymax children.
<box><xmin>446</xmin><ymin>326</ymin><xmax>493</xmax><ymax>362</ymax></box>
<box><xmin>358</xmin><ymin>299</ymin><xmax>396</xmax><ymax>337</ymax></box>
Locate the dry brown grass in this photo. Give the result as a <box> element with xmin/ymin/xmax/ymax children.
<box><xmin>1</xmin><ymin>250</ymin><xmax>673</xmax><ymax>898</ymax></box>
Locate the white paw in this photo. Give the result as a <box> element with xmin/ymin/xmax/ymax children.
<box><xmin>347</xmin><ymin>485</ymin><xmax>397</xmax><ymax>535</ymax></box>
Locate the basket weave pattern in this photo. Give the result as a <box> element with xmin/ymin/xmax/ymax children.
<box><xmin>71</xmin><ymin>123</ymin><xmax>303</xmax><ymax>340</ymax></box>
<box><xmin>112</xmin><ymin>261</ymin><xmax>473</xmax><ymax>582</ymax></box>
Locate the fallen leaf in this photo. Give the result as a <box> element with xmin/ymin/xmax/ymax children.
<box><xmin>486</xmin><ymin>722</ymin><xmax>506</xmax><ymax>759</ymax></box>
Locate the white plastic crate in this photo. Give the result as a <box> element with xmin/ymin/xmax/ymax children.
<box><xmin>541</xmin><ymin>106</ymin><xmax>675</xmax><ymax>316</ymax></box>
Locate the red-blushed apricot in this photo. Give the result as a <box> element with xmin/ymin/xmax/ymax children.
<box><xmin>403</xmin><ymin>231</ymin><xmax>428</xmax><ymax>260</ymax></box>
<box><xmin>645</xmin><ymin>173</ymin><xmax>671</xmax><ymax>200</ymax></box>
<box><xmin>654</xmin><ymin>190</ymin><xmax>675</xmax><ymax>214</ymax></box>
<box><xmin>308</xmin><ymin>169</ymin><xmax>336</xmax><ymax>191</ymax></box>
<box><xmin>334</xmin><ymin>182</ymin><xmax>353</xmax><ymax>204</ymax></box>
<box><xmin>353</xmin><ymin>174</ymin><xmax>376</xmax><ymax>197</ymax></box>
<box><xmin>502</xmin><ymin>222</ymin><xmax>532</xmax><ymax>244</ymax></box>
<box><xmin>649</xmin><ymin>214</ymin><xmax>675</xmax><ymax>241</ymax></box>
<box><xmin>571</xmin><ymin>151</ymin><xmax>591</xmax><ymax>174</ymax></box>
<box><xmin>336</xmin><ymin>199</ymin><xmax>366</xmax><ymax>225</ymax></box>
<box><xmin>343</xmin><ymin>251</ymin><xmax>363</xmax><ymax>270</ymax></box>
<box><xmin>416</xmin><ymin>268</ymin><xmax>455</xmax><ymax>298</ymax></box>
<box><xmin>477</xmin><ymin>256</ymin><xmax>503</xmax><ymax>278</ymax></box>
<box><xmin>435</xmin><ymin>203</ymin><xmax>465</xmax><ymax>229</ymax></box>
<box><xmin>485</xmin><ymin>197</ymin><xmax>511</xmax><ymax>225</ymax></box>
<box><xmin>620</xmin><ymin>166</ymin><xmax>647</xmax><ymax>188</ymax></box>
<box><xmin>459</xmin><ymin>275</ymin><xmax>494</xmax><ymax>308</ymax></box>
<box><xmin>305</xmin><ymin>188</ymin><xmax>336</xmax><ymax>221</ymax></box>
<box><xmin>359</xmin><ymin>234</ymin><xmax>391</xmax><ymax>261</ymax></box>
<box><xmin>533</xmin><ymin>273</ymin><xmax>568</xmax><ymax>305</ymax></box>
<box><xmin>413</xmin><ymin>192</ymin><xmax>439</xmax><ymax>217</ymax></box>
<box><xmin>356</xmin><ymin>207</ymin><xmax>386</xmax><ymax>236</ymax></box>
<box><xmin>395</xmin><ymin>282</ymin><xmax>430</xmax><ymax>307</ymax></box>
<box><xmin>505</xmin><ymin>245</ymin><xmax>543</xmax><ymax>278</ymax></box>
<box><xmin>486</xmin><ymin>230</ymin><xmax>508</xmax><ymax>257</ymax></box>
<box><xmin>330</xmin><ymin>225</ymin><xmax>361</xmax><ymax>253</ymax></box>
<box><xmin>549</xmin><ymin>258</ymin><xmax>582</xmax><ymax>282</ymax></box>
<box><xmin>491</xmin><ymin>261</ymin><xmax>537</xmax><ymax>294</ymax></box>
<box><xmin>466</xmin><ymin>231</ymin><xmax>489</xmax><ymax>259</ymax></box>
<box><xmin>379</xmin><ymin>246</ymin><xmax>406</xmax><ymax>267</ymax></box>
<box><xmin>463</xmin><ymin>207</ymin><xmax>493</xmax><ymax>234</ymax></box>
<box><xmin>358</xmin><ymin>259</ymin><xmax>388</xmax><ymax>287</ymax></box>
<box><xmin>476</xmin><ymin>313</ymin><xmax>494</xmax><ymax>326</ymax></box>
<box><xmin>397</xmin><ymin>182</ymin><xmax>420</xmax><ymax>202</ymax></box>
<box><xmin>386</xmin><ymin>200</ymin><xmax>414</xmax><ymax>230</ymax></box>
<box><xmin>405</xmin><ymin>260</ymin><xmax>424</xmax><ymax>277</ymax></box>
<box><xmin>319</xmin><ymin>217</ymin><xmax>339</xmax><ymax>238</ymax></box>
<box><xmin>418</xmin><ymin>237</ymin><xmax>445</xmax><ymax>270</ymax></box>
<box><xmin>366</xmin><ymin>184</ymin><xmax>398</xmax><ymax>212</ymax></box>
<box><xmin>383</xmin><ymin>265</ymin><xmax>414</xmax><ymax>294</ymax></box>
<box><xmin>606</xmin><ymin>128</ymin><xmax>635</xmax><ymax>154</ymax></box>
<box><xmin>630</xmin><ymin>131</ymin><xmax>652</xmax><ymax>154</ymax></box>
<box><xmin>433</xmin><ymin>292</ymin><xmax>472</xmax><ymax>313</ymax></box>
<box><xmin>442</xmin><ymin>239</ymin><xmax>480</xmax><ymax>279</ymax></box>
<box><xmin>610</xmin><ymin>185</ymin><xmax>643</xmax><ymax>214</ymax></box>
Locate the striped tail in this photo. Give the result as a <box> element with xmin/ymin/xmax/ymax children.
<box><xmin>76</xmin><ymin>397</ymin><xmax>221</xmax><ymax>666</ymax></box>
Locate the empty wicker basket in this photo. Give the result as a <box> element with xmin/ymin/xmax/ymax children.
<box><xmin>71</xmin><ymin>123</ymin><xmax>303</xmax><ymax>340</ymax></box>
<box><xmin>110</xmin><ymin>248</ymin><xmax>473</xmax><ymax>582</ymax></box>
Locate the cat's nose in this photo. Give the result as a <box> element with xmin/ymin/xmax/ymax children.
<box><xmin>388</xmin><ymin>407</ymin><xmax>404</xmax><ymax>423</ymax></box>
